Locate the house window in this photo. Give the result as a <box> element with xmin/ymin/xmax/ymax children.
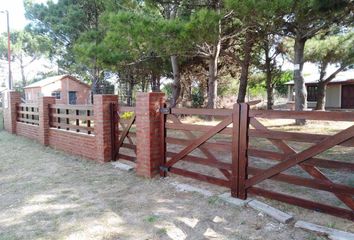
<box><xmin>51</xmin><ymin>91</ymin><xmax>61</xmax><ymax>99</ymax></box>
<box><xmin>307</xmin><ymin>86</ymin><xmax>318</xmax><ymax>101</ymax></box>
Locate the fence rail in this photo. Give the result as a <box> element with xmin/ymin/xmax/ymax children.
<box><xmin>17</xmin><ymin>103</ymin><xmax>39</xmax><ymax>125</ymax></box>
<box><xmin>244</xmin><ymin>109</ymin><xmax>354</xmax><ymax>220</ymax></box>
<box><xmin>49</xmin><ymin>104</ymin><xmax>94</xmax><ymax>134</ymax></box>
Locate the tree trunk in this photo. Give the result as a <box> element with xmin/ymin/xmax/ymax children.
<box><xmin>207</xmin><ymin>56</ymin><xmax>218</xmax><ymax>109</ymax></box>
<box><xmin>151</xmin><ymin>73</ymin><xmax>160</xmax><ymax>92</ymax></box>
<box><xmin>19</xmin><ymin>57</ymin><xmax>26</xmax><ymax>87</ymax></box>
<box><xmin>170</xmin><ymin>55</ymin><xmax>181</xmax><ymax>107</ymax></box>
<box><xmin>237</xmin><ymin>34</ymin><xmax>253</xmax><ymax>103</ymax></box>
<box><xmin>265</xmin><ymin>50</ymin><xmax>273</xmax><ymax>110</ymax></box>
<box><xmin>127</xmin><ymin>78</ymin><xmax>134</xmax><ymax>106</ymax></box>
<box><xmin>315</xmin><ymin>81</ymin><xmax>326</xmax><ymax>110</ymax></box>
<box><xmin>293</xmin><ymin>37</ymin><xmax>307</xmax><ymax>125</ymax></box>
<box><xmin>92</xmin><ymin>61</ymin><xmax>101</xmax><ymax>95</ymax></box>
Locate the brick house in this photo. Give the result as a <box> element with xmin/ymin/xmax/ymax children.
<box><xmin>24</xmin><ymin>75</ymin><xmax>92</xmax><ymax>104</ymax></box>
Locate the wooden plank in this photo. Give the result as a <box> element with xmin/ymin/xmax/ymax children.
<box><xmin>248</xmin><ymin>148</ymin><xmax>354</xmax><ymax>171</ymax></box>
<box><xmin>169</xmin><ymin>167</ymin><xmax>230</xmax><ymax>188</ymax></box>
<box><xmin>51</xmin><ymin>113</ymin><xmax>94</xmax><ymax>120</ymax></box>
<box><xmin>250</xmin><ymin>109</ymin><xmax>354</xmax><ymax>121</ymax></box>
<box><xmin>121</xmin><ymin>143</ymin><xmax>136</xmax><ymax>150</ymax></box>
<box><xmin>248</xmin><ymin>187</ymin><xmax>354</xmax><ymax>221</ymax></box>
<box><xmin>165</xmin><ymin>116</ymin><xmax>233</xmax><ymax>168</ymax></box>
<box><xmin>171</xmin><ymin>108</ymin><xmax>233</xmax><ymax>116</ymax></box>
<box><xmin>248</xmin><ymin>167</ymin><xmax>354</xmax><ymax>195</ymax></box>
<box><xmin>166</xmin><ymin>151</ymin><xmax>232</xmax><ymax>170</ymax></box>
<box><xmin>249</xmin><ymin>128</ymin><xmax>354</xmax><ymax>147</ymax></box>
<box><xmin>119</xmin><ymin>106</ymin><xmax>135</xmax><ymax>112</ymax></box>
<box><xmin>17</xmin><ymin>118</ymin><xmax>39</xmax><ymax>124</ymax></box>
<box><xmin>18</xmin><ymin>103</ymin><xmax>38</xmax><ymax>108</ymax></box>
<box><xmin>50</xmin><ymin>104</ymin><xmax>94</xmax><ymax>111</ymax></box>
<box><xmin>245</xmin><ymin>125</ymin><xmax>354</xmax><ymax>189</ymax></box>
<box><xmin>231</xmin><ymin>103</ymin><xmax>241</xmax><ymax>197</ymax></box>
<box><xmin>167</xmin><ymin>114</ymin><xmax>230</xmax><ymax>179</ymax></box>
<box><xmin>50</xmin><ymin>122</ymin><xmax>94</xmax><ymax>133</ymax></box>
<box><xmin>166</xmin><ymin>122</ymin><xmax>233</xmax><ymax>135</ymax></box>
<box><xmin>17</xmin><ymin>111</ymin><xmax>39</xmax><ymax>115</ymax></box>
<box><xmin>238</xmin><ymin>103</ymin><xmax>249</xmax><ymax>199</ymax></box>
<box><xmin>118</xmin><ymin>153</ymin><xmax>136</xmax><ymax>162</ymax></box>
<box><xmin>166</xmin><ymin>137</ymin><xmax>231</xmax><ymax>152</ymax></box>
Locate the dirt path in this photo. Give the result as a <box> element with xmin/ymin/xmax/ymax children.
<box><xmin>0</xmin><ymin>131</ymin><xmax>339</xmax><ymax>240</ymax></box>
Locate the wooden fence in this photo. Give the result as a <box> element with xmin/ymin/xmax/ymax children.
<box><xmin>49</xmin><ymin>104</ymin><xmax>94</xmax><ymax>134</ymax></box>
<box><xmin>17</xmin><ymin>103</ymin><xmax>39</xmax><ymax>125</ymax></box>
<box><xmin>245</xmin><ymin>109</ymin><xmax>354</xmax><ymax>220</ymax></box>
<box><xmin>159</xmin><ymin>105</ymin><xmax>354</xmax><ymax>220</ymax></box>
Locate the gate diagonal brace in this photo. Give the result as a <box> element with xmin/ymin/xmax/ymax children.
<box><xmin>160</xmin><ymin>165</ymin><xmax>171</xmax><ymax>172</ymax></box>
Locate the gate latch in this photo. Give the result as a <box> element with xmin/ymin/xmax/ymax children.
<box><xmin>160</xmin><ymin>165</ymin><xmax>171</xmax><ymax>172</ymax></box>
<box><xmin>159</xmin><ymin>108</ymin><xmax>171</xmax><ymax>114</ymax></box>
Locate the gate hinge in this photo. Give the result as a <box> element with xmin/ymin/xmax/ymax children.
<box><xmin>160</xmin><ymin>165</ymin><xmax>171</xmax><ymax>172</ymax></box>
<box><xmin>159</xmin><ymin>108</ymin><xmax>171</xmax><ymax>114</ymax></box>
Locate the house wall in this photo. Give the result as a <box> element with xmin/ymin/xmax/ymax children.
<box><xmin>24</xmin><ymin>87</ymin><xmax>42</xmax><ymax>103</ymax></box>
<box><xmin>325</xmin><ymin>85</ymin><xmax>341</xmax><ymax>108</ymax></box>
<box><xmin>56</xmin><ymin>78</ymin><xmax>91</xmax><ymax>105</ymax></box>
<box><xmin>287</xmin><ymin>84</ymin><xmax>342</xmax><ymax>108</ymax></box>
<box><xmin>24</xmin><ymin>77</ymin><xmax>91</xmax><ymax>105</ymax></box>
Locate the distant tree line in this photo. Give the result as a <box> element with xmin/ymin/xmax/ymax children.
<box><xmin>0</xmin><ymin>0</ymin><xmax>353</xmax><ymax>117</ymax></box>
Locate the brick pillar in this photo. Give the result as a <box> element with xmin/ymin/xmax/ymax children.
<box><xmin>135</xmin><ymin>92</ymin><xmax>165</xmax><ymax>178</ymax></box>
<box><xmin>2</xmin><ymin>91</ymin><xmax>21</xmax><ymax>134</ymax></box>
<box><xmin>94</xmin><ymin>94</ymin><xmax>118</xmax><ymax>163</ymax></box>
<box><xmin>38</xmin><ymin>96</ymin><xmax>55</xmax><ymax>145</ymax></box>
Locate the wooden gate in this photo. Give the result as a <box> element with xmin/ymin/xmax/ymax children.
<box><xmin>159</xmin><ymin>104</ymin><xmax>354</xmax><ymax>220</ymax></box>
<box><xmin>159</xmin><ymin>104</ymin><xmax>249</xmax><ymax>194</ymax></box>
<box><xmin>112</xmin><ymin>105</ymin><xmax>137</xmax><ymax>162</ymax></box>
<box><xmin>244</xmin><ymin>110</ymin><xmax>354</xmax><ymax>220</ymax></box>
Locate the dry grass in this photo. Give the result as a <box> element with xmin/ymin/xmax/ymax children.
<box><xmin>0</xmin><ymin>131</ymin><xmax>324</xmax><ymax>240</ymax></box>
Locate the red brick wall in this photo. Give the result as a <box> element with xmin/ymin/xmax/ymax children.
<box><xmin>2</xmin><ymin>91</ymin><xmax>21</xmax><ymax>133</ymax></box>
<box><xmin>48</xmin><ymin>128</ymin><xmax>97</xmax><ymax>160</ymax></box>
<box><xmin>135</xmin><ymin>92</ymin><xmax>165</xmax><ymax>178</ymax></box>
<box><xmin>16</xmin><ymin>122</ymin><xmax>39</xmax><ymax>141</ymax></box>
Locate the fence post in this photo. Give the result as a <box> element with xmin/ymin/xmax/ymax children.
<box><xmin>135</xmin><ymin>92</ymin><xmax>165</xmax><ymax>178</ymax></box>
<box><xmin>94</xmin><ymin>94</ymin><xmax>118</xmax><ymax>163</ymax></box>
<box><xmin>38</xmin><ymin>96</ymin><xmax>55</xmax><ymax>145</ymax></box>
<box><xmin>2</xmin><ymin>91</ymin><xmax>21</xmax><ymax>134</ymax></box>
<box><xmin>231</xmin><ymin>103</ymin><xmax>241</xmax><ymax>197</ymax></box>
<box><xmin>238</xmin><ymin>103</ymin><xmax>250</xmax><ymax>199</ymax></box>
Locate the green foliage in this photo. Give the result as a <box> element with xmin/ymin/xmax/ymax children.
<box><xmin>274</xmin><ymin>71</ymin><xmax>293</xmax><ymax>95</ymax></box>
<box><xmin>121</xmin><ymin>111</ymin><xmax>134</xmax><ymax>120</ymax></box>
<box><xmin>305</xmin><ymin>31</ymin><xmax>354</xmax><ymax>67</ymax></box>
<box><xmin>144</xmin><ymin>214</ymin><xmax>159</xmax><ymax>223</ymax></box>
<box><xmin>191</xmin><ymin>87</ymin><xmax>204</xmax><ymax>108</ymax></box>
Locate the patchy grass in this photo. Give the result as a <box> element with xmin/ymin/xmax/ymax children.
<box><xmin>0</xmin><ymin>131</ymin><xmax>322</xmax><ymax>240</ymax></box>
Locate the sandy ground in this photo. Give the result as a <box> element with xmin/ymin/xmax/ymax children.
<box><xmin>0</xmin><ymin>130</ymin><xmax>334</xmax><ymax>240</ymax></box>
